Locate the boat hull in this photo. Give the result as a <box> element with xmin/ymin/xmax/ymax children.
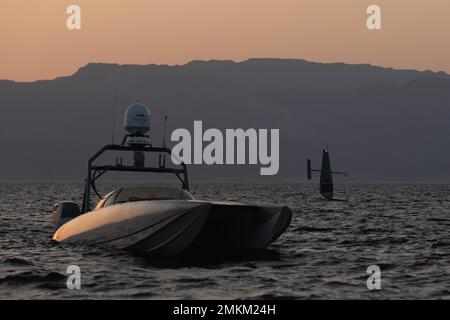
<box><xmin>53</xmin><ymin>200</ymin><xmax>292</xmax><ymax>255</ymax></box>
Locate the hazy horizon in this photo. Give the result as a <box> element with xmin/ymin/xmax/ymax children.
<box><xmin>1</xmin><ymin>59</ymin><xmax>450</xmax><ymax>182</ymax></box>
<box><xmin>3</xmin><ymin>0</ymin><xmax>450</xmax><ymax>81</ymax></box>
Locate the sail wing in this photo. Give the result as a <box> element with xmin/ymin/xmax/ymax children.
<box><xmin>319</xmin><ymin>150</ymin><xmax>333</xmax><ymax>200</ymax></box>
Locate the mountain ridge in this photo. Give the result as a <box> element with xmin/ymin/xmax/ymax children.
<box><xmin>1</xmin><ymin>58</ymin><xmax>450</xmax><ymax>182</ymax></box>
<box><xmin>2</xmin><ymin>58</ymin><xmax>449</xmax><ymax>84</ymax></box>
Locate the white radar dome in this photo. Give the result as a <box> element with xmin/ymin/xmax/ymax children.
<box><xmin>124</xmin><ymin>103</ymin><xmax>151</xmax><ymax>135</ymax></box>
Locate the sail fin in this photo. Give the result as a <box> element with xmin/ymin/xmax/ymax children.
<box><xmin>307</xmin><ymin>159</ymin><xmax>312</xmax><ymax>180</ymax></box>
<box><xmin>319</xmin><ymin>150</ymin><xmax>333</xmax><ymax>200</ymax></box>
<box><xmin>307</xmin><ymin>148</ymin><xmax>347</xmax><ymax>201</ymax></box>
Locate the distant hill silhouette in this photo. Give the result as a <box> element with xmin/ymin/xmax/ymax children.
<box><xmin>1</xmin><ymin>58</ymin><xmax>450</xmax><ymax>182</ymax></box>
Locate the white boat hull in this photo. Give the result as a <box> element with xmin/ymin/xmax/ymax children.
<box><xmin>53</xmin><ymin>200</ymin><xmax>292</xmax><ymax>255</ymax></box>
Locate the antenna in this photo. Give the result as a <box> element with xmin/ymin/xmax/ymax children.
<box><xmin>162</xmin><ymin>114</ymin><xmax>168</xmax><ymax>147</ymax></box>
<box><xmin>111</xmin><ymin>90</ymin><xmax>118</xmax><ymax>144</ymax></box>
<box><xmin>159</xmin><ymin>114</ymin><xmax>168</xmax><ymax>168</ymax></box>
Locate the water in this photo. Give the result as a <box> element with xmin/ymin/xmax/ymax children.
<box><xmin>1</xmin><ymin>183</ymin><xmax>450</xmax><ymax>299</ymax></box>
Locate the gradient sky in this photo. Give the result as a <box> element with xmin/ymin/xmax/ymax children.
<box><xmin>2</xmin><ymin>0</ymin><xmax>450</xmax><ymax>81</ymax></box>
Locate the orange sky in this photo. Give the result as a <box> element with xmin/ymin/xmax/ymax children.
<box><xmin>2</xmin><ymin>0</ymin><xmax>450</xmax><ymax>81</ymax></box>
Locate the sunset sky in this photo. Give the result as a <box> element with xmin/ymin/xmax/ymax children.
<box><xmin>2</xmin><ymin>0</ymin><xmax>450</xmax><ymax>82</ymax></box>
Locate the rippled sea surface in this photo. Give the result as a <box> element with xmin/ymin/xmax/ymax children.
<box><xmin>1</xmin><ymin>183</ymin><xmax>450</xmax><ymax>299</ymax></box>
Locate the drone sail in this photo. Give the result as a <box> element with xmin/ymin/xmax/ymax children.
<box><xmin>319</xmin><ymin>150</ymin><xmax>334</xmax><ymax>200</ymax></box>
<box><xmin>307</xmin><ymin>149</ymin><xmax>347</xmax><ymax>201</ymax></box>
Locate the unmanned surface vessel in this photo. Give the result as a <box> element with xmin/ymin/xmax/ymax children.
<box><xmin>307</xmin><ymin>149</ymin><xmax>348</xmax><ymax>201</ymax></box>
<box><xmin>52</xmin><ymin>103</ymin><xmax>292</xmax><ymax>255</ymax></box>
